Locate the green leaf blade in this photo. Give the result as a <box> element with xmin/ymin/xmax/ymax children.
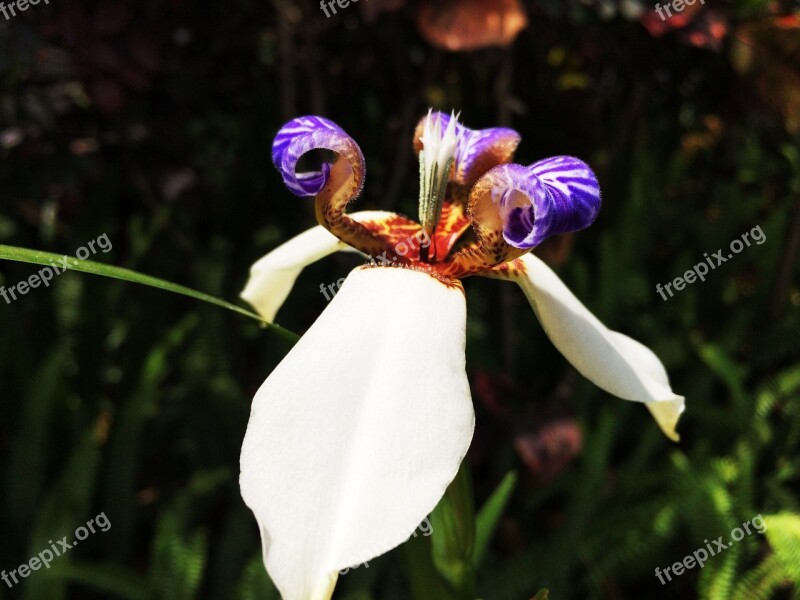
<box><xmin>0</xmin><ymin>244</ymin><xmax>299</xmax><ymax>344</ymax></box>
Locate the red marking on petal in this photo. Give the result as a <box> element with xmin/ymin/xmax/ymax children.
<box><xmin>479</xmin><ymin>257</ymin><xmax>528</xmax><ymax>280</ymax></box>
<box><xmin>354</xmin><ymin>200</ymin><xmax>472</xmax><ymax>264</ymax></box>
<box><xmin>434</xmin><ymin>200</ymin><xmax>472</xmax><ymax>258</ymax></box>
<box><xmin>359</xmin><ymin>214</ymin><xmax>425</xmax><ymax>261</ymax></box>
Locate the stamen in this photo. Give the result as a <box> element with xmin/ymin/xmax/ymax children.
<box><xmin>418</xmin><ymin>109</ymin><xmax>460</xmax><ymax>262</ymax></box>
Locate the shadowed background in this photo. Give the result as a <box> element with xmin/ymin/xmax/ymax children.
<box><xmin>1</xmin><ymin>0</ymin><xmax>799</xmax><ymax>598</ymax></box>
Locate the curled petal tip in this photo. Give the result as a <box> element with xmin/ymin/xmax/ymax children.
<box><xmin>476</xmin><ymin>157</ymin><xmax>601</xmax><ymax>249</ymax></box>
<box><xmin>499</xmin><ymin>254</ymin><xmax>685</xmax><ymax>441</ymax></box>
<box><xmin>272</xmin><ymin>116</ymin><xmax>364</xmax><ymax>197</ymax></box>
<box><xmin>647</xmin><ymin>396</ymin><xmax>685</xmax><ymax>442</ymax></box>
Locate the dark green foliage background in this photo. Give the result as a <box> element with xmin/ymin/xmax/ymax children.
<box><xmin>1</xmin><ymin>0</ymin><xmax>798</xmax><ymax>598</ymax></box>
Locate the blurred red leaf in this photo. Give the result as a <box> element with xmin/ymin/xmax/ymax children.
<box><xmin>473</xmin><ymin>370</ymin><xmax>517</xmax><ymax>421</ymax></box>
<box><xmin>416</xmin><ymin>0</ymin><xmax>528</xmax><ymax>51</ymax></box>
<box><xmin>774</xmin><ymin>14</ymin><xmax>800</xmax><ymax>29</ymax></box>
<box><xmin>514</xmin><ymin>417</ymin><xmax>583</xmax><ymax>483</ymax></box>
<box><xmin>678</xmin><ymin>10</ymin><xmax>728</xmax><ymax>51</ymax></box>
<box><xmin>640</xmin><ymin>0</ymin><xmax>704</xmax><ymax>37</ymax></box>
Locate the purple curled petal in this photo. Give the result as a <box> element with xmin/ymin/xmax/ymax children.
<box><xmin>293</xmin><ymin>163</ymin><xmax>331</xmax><ymax>195</ymax></box>
<box><xmin>272</xmin><ymin>116</ymin><xmax>364</xmax><ymax>197</ymax></box>
<box><xmin>484</xmin><ymin>157</ymin><xmax>601</xmax><ymax>249</ymax></box>
<box><xmin>418</xmin><ymin>111</ymin><xmax>520</xmax><ymax>185</ymax></box>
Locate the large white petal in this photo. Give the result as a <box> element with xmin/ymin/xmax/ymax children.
<box><xmin>240</xmin><ymin>266</ymin><xmax>475</xmax><ymax>600</ymax></box>
<box><xmin>240</xmin><ymin>210</ymin><xmax>394</xmax><ymax>322</ymax></box>
<box><xmin>508</xmin><ymin>253</ymin><xmax>684</xmax><ymax>441</ymax></box>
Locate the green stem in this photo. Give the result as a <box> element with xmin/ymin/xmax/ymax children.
<box><xmin>0</xmin><ymin>244</ymin><xmax>299</xmax><ymax>345</ymax></box>
<box><xmin>429</xmin><ymin>460</ymin><xmax>476</xmax><ymax>599</ymax></box>
<box><xmin>401</xmin><ymin>534</ymin><xmax>459</xmax><ymax>600</ymax></box>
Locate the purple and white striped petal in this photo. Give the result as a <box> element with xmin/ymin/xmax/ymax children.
<box><xmin>414</xmin><ymin>111</ymin><xmax>520</xmax><ymax>186</ymax></box>
<box><xmin>272</xmin><ymin>116</ymin><xmax>365</xmax><ymax>197</ymax></box>
<box><xmin>474</xmin><ymin>157</ymin><xmax>601</xmax><ymax>249</ymax></box>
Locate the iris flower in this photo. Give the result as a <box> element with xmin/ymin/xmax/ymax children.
<box><xmin>239</xmin><ymin>111</ymin><xmax>684</xmax><ymax>600</ymax></box>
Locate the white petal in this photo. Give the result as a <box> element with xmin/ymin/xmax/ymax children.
<box><xmin>240</xmin><ymin>266</ymin><xmax>475</xmax><ymax>600</ymax></box>
<box><xmin>240</xmin><ymin>211</ymin><xmax>394</xmax><ymax>322</ymax></box>
<box><xmin>511</xmin><ymin>253</ymin><xmax>684</xmax><ymax>441</ymax></box>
